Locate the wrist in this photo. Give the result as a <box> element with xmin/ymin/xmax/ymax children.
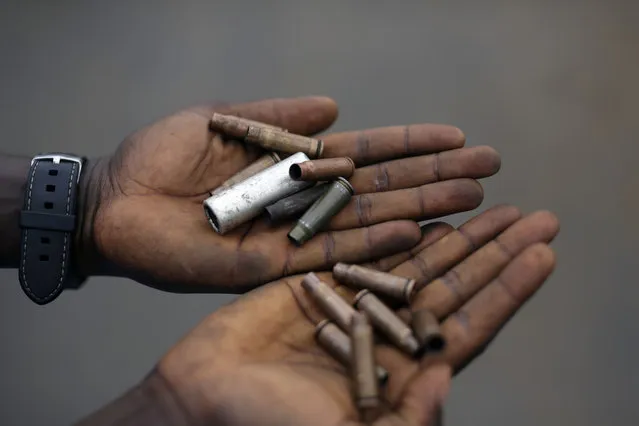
<box><xmin>73</xmin><ymin>156</ymin><xmax>108</xmax><ymax>278</ymax></box>
<box><xmin>75</xmin><ymin>369</ymin><xmax>191</xmax><ymax>426</ymax></box>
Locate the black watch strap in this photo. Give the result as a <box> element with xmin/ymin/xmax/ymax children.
<box><xmin>19</xmin><ymin>154</ymin><xmax>86</xmax><ymax>305</ymax></box>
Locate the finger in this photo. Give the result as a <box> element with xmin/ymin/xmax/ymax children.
<box><xmin>191</xmin><ymin>96</ymin><xmax>339</xmax><ymax>136</ymax></box>
<box><xmin>349</xmin><ymin>146</ymin><xmax>501</xmax><ymax>194</ymax></box>
<box><xmin>438</xmin><ymin>243</ymin><xmax>556</xmax><ymax>373</ymax></box>
<box><xmin>282</xmin><ymin>220</ymin><xmax>422</xmax><ymax>276</ymax></box>
<box><xmin>322</xmin><ymin>124</ymin><xmax>465</xmax><ymax>166</ymax></box>
<box><xmin>411</xmin><ymin>210</ymin><xmax>560</xmax><ymax>316</ymax></box>
<box><xmin>389</xmin><ymin>205</ymin><xmax>522</xmax><ymax>287</ymax></box>
<box><xmin>363</xmin><ymin>222</ymin><xmax>455</xmax><ymax>272</ymax></box>
<box><xmin>383</xmin><ymin>363</ymin><xmax>451</xmax><ymax>426</ymax></box>
<box><xmin>328</xmin><ymin>179</ymin><xmax>484</xmax><ymax>230</ymax></box>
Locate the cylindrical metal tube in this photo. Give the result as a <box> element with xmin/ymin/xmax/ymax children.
<box><xmin>301</xmin><ymin>272</ymin><xmax>356</xmax><ymax>332</ymax></box>
<box><xmin>210</xmin><ymin>113</ymin><xmax>286</xmax><ymax>139</ymax></box>
<box><xmin>351</xmin><ymin>313</ymin><xmax>379</xmax><ymax>423</ymax></box>
<box><xmin>315</xmin><ymin>319</ymin><xmax>389</xmax><ymax>386</ymax></box>
<box><xmin>289</xmin><ymin>157</ymin><xmax>356</xmax><ymax>181</ymax></box>
<box><xmin>354</xmin><ymin>290</ymin><xmax>420</xmax><ymax>357</ymax></box>
<box><xmin>265</xmin><ymin>183</ymin><xmax>330</xmax><ymax>223</ymax></box>
<box><xmin>288</xmin><ymin>177</ymin><xmax>354</xmax><ymax>246</ymax></box>
<box><xmin>210</xmin><ymin>152</ymin><xmax>281</xmax><ymax>196</ymax></box>
<box><xmin>246</xmin><ymin>125</ymin><xmax>323</xmax><ymax>159</ymax></box>
<box><xmin>203</xmin><ymin>152</ymin><xmax>313</xmax><ymax>234</ymax></box>
<box><xmin>411</xmin><ymin>308</ymin><xmax>446</xmax><ymax>356</ymax></box>
<box><xmin>333</xmin><ymin>263</ymin><xmax>416</xmax><ymax>304</ymax></box>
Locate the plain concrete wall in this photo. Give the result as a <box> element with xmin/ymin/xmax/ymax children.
<box><xmin>1</xmin><ymin>1</ymin><xmax>637</xmax><ymax>425</ymax></box>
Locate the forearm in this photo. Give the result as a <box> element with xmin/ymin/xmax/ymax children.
<box><xmin>0</xmin><ymin>155</ymin><xmax>30</xmax><ymax>268</ymax></box>
<box><xmin>75</xmin><ymin>370</ymin><xmax>190</xmax><ymax>426</ymax></box>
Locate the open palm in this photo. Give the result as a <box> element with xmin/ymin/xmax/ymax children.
<box><xmin>82</xmin><ymin>96</ymin><xmax>501</xmax><ymax>292</ymax></box>
<box><xmin>144</xmin><ymin>206</ymin><xmax>559</xmax><ymax>426</ymax></box>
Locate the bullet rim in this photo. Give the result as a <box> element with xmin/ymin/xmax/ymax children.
<box><xmin>314</xmin><ymin>319</ymin><xmax>331</xmax><ymax>338</ymax></box>
<box><xmin>335</xmin><ymin>177</ymin><xmax>355</xmax><ymax>195</ymax></box>
<box><xmin>403</xmin><ymin>278</ymin><xmax>417</xmax><ymax>303</ymax></box>
<box><xmin>353</xmin><ymin>289</ymin><xmax>370</xmax><ymax>307</ymax></box>
<box><xmin>315</xmin><ymin>140</ymin><xmax>324</xmax><ymax>158</ymax></box>
<box><xmin>269</xmin><ymin>152</ymin><xmax>281</xmax><ymax>163</ymax></box>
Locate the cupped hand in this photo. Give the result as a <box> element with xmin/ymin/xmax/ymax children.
<box><xmin>79</xmin><ymin>96</ymin><xmax>501</xmax><ymax>292</ymax></box>
<box><xmin>144</xmin><ymin>205</ymin><xmax>559</xmax><ymax>426</ymax></box>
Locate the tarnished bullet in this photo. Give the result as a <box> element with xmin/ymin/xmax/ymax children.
<box><xmin>203</xmin><ymin>152</ymin><xmax>313</xmax><ymax>234</ymax></box>
<box><xmin>246</xmin><ymin>125</ymin><xmax>323</xmax><ymax>159</ymax></box>
<box><xmin>210</xmin><ymin>113</ymin><xmax>286</xmax><ymax>139</ymax></box>
<box><xmin>265</xmin><ymin>183</ymin><xmax>330</xmax><ymax>223</ymax></box>
<box><xmin>411</xmin><ymin>308</ymin><xmax>446</xmax><ymax>356</ymax></box>
<box><xmin>289</xmin><ymin>157</ymin><xmax>356</xmax><ymax>181</ymax></box>
<box><xmin>315</xmin><ymin>319</ymin><xmax>389</xmax><ymax>386</ymax></box>
<box><xmin>288</xmin><ymin>177</ymin><xmax>354</xmax><ymax>246</ymax></box>
<box><xmin>333</xmin><ymin>263</ymin><xmax>416</xmax><ymax>304</ymax></box>
<box><xmin>354</xmin><ymin>290</ymin><xmax>420</xmax><ymax>357</ymax></box>
<box><xmin>302</xmin><ymin>272</ymin><xmax>356</xmax><ymax>332</ymax></box>
<box><xmin>351</xmin><ymin>313</ymin><xmax>379</xmax><ymax>423</ymax></box>
<box><xmin>210</xmin><ymin>152</ymin><xmax>281</xmax><ymax>196</ymax></box>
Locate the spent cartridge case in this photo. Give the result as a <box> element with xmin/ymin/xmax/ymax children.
<box><xmin>333</xmin><ymin>263</ymin><xmax>416</xmax><ymax>304</ymax></box>
<box><xmin>411</xmin><ymin>308</ymin><xmax>446</xmax><ymax>356</ymax></box>
<box><xmin>315</xmin><ymin>319</ymin><xmax>389</xmax><ymax>386</ymax></box>
<box><xmin>289</xmin><ymin>157</ymin><xmax>356</xmax><ymax>181</ymax></box>
<box><xmin>302</xmin><ymin>272</ymin><xmax>356</xmax><ymax>332</ymax></box>
<box><xmin>351</xmin><ymin>313</ymin><xmax>379</xmax><ymax>422</ymax></box>
<box><xmin>210</xmin><ymin>152</ymin><xmax>281</xmax><ymax>196</ymax></box>
<box><xmin>354</xmin><ymin>290</ymin><xmax>420</xmax><ymax>357</ymax></box>
<box><xmin>246</xmin><ymin>125</ymin><xmax>323</xmax><ymax>159</ymax></box>
<box><xmin>265</xmin><ymin>183</ymin><xmax>330</xmax><ymax>223</ymax></box>
<box><xmin>203</xmin><ymin>152</ymin><xmax>313</xmax><ymax>234</ymax></box>
<box><xmin>210</xmin><ymin>113</ymin><xmax>286</xmax><ymax>139</ymax></box>
<box><xmin>288</xmin><ymin>177</ymin><xmax>354</xmax><ymax>246</ymax></box>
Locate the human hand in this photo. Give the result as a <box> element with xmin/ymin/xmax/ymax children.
<box><xmin>135</xmin><ymin>205</ymin><xmax>559</xmax><ymax>426</ymax></box>
<box><xmin>77</xmin><ymin>96</ymin><xmax>501</xmax><ymax>292</ymax></box>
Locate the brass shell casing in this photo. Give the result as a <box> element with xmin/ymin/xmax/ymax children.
<box><xmin>353</xmin><ymin>290</ymin><xmax>420</xmax><ymax>357</ymax></box>
<box><xmin>333</xmin><ymin>263</ymin><xmax>416</xmax><ymax>303</ymax></box>
<box><xmin>315</xmin><ymin>320</ymin><xmax>388</xmax><ymax>385</ymax></box>
<box><xmin>246</xmin><ymin>125</ymin><xmax>323</xmax><ymax>159</ymax></box>
<box><xmin>289</xmin><ymin>157</ymin><xmax>355</xmax><ymax>181</ymax></box>
<box><xmin>302</xmin><ymin>272</ymin><xmax>357</xmax><ymax>332</ymax></box>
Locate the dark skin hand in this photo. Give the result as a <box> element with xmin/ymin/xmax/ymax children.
<box><xmin>78</xmin><ymin>205</ymin><xmax>559</xmax><ymax>426</ymax></box>
<box><xmin>80</xmin><ymin>96</ymin><xmax>501</xmax><ymax>292</ymax></box>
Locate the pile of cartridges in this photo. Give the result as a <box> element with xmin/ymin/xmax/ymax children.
<box><xmin>204</xmin><ymin>114</ymin><xmax>356</xmax><ymax>245</ymax></box>
<box><xmin>304</xmin><ymin>264</ymin><xmax>446</xmax><ymax>423</ymax></box>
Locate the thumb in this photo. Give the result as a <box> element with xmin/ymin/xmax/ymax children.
<box><xmin>394</xmin><ymin>363</ymin><xmax>451</xmax><ymax>426</ymax></box>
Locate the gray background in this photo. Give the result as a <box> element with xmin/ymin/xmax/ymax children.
<box><xmin>0</xmin><ymin>1</ymin><xmax>637</xmax><ymax>425</ymax></box>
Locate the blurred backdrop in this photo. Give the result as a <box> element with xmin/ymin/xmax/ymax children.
<box><xmin>1</xmin><ymin>1</ymin><xmax>637</xmax><ymax>425</ymax></box>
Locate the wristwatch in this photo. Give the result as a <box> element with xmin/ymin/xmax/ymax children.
<box><xmin>18</xmin><ymin>153</ymin><xmax>87</xmax><ymax>305</ymax></box>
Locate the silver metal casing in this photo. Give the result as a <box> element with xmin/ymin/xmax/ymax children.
<box><xmin>203</xmin><ymin>152</ymin><xmax>313</xmax><ymax>234</ymax></box>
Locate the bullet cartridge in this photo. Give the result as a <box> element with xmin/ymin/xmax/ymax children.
<box><xmin>210</xmin><ymin>152</ymin><xmax>281</xmax><ymax>196</ymax></box>
<box><xmin>203</xmin><ymin>152</ymin><xmax>313</xmax><ymax>234</ymax></box>
<box><xmin>302</xmin><ymin>272</ymin><xmax>356</xmax><ymax>332</ymax></box>
<box><xmin>315</xmin><ymin>319</ymin><xmax>389</xmax><ymax>385</ymax></box>
<box><xmin>410</xmin><ymin>308</ymin><xmax>446</xmax><ymax>356</ymax></box>
<box><xmin>210</xmin><ymin>113</ymin><xmax>286</xmax><ymax>139</ymax></box>
<box><xmin>353</xmin><ymin>290</ymin><xmax>420</xmax><ymax>357</ymax></box>
<box><xmin>289</xmin><ymin>157</ymin><xmax>356</xmax><ymax>181</ymax></box>
<box><xmin>246</xmin><ymin>125</ymin><xmax>323</xmax><ymax>159</ymax></box>
<box><xmin>265</xmin><ymin>183</ymin><xmax>330</xmax><ymax>223</ymax></box>
<box><xmin>350</xmin><ymin>313</ymin><xmax>379</xmax><ymax>423</ymax></box>
<box><xmin>288</xmin><ymin>177</ymin><xmax>354</xmax><ymax>246</ymax></box>
<box><xmin>333</xmin><ymin>263</ymin><xmax>416</xmax><ymax>304</ymax></box>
